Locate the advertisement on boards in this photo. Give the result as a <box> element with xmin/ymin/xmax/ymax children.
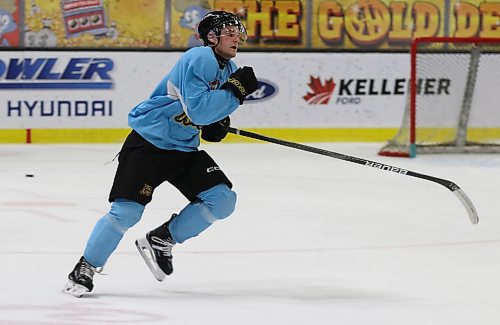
<box><xmin>2</xmin><ymin>50</ymin><xmax>497</xmax><ymax>131</ymax></box>
<box><xmin>0</xmin><ymin>51</ymin><xmax>181</xmax><ymax>129</ymax></box>
<box><xmin>0</xmin><ymin>50</ymin><xmax>412</xmax><ymax>130</ymax></box>
<box><xmin>232</xmin><ymin>52</ymin><xmax>410</xmax><ymax>128</ymax></box>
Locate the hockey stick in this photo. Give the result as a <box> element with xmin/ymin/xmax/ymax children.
<box><xmin>228</xmin><ymin>127</ymin><xmax>479</xmax><ymax>225</ymax></box>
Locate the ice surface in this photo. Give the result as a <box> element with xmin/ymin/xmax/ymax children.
<box><xmin>1</xmin><ymin>142</ymin><xmax>499</xmax><ymax>324</ymax></box>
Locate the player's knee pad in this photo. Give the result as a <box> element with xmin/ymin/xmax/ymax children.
<box><xmin>106</xmin><ymin>199</ymin><xmax>145</xmax><ymax>233</ymax></box>
<box><xmin>198</xmin><ymin>183</ymin><xmax>236</xmax><ymax>220</ymax></box>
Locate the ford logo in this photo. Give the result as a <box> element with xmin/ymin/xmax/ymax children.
<box><xmin>245</xmin><ymin>79</ymin><xmax>278</xmax><ymax>102</ymax></box>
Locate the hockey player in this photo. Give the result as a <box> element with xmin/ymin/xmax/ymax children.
<box><xmin>64</xmin><ymin>11</ymin><xmax>258</xmax><ymax>297</ymax></box>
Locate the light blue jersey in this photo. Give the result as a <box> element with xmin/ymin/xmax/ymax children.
<box><xmin>128</xmin><ymin>46</ymin><xmax>240</xmax><ymax>152</ymax></box>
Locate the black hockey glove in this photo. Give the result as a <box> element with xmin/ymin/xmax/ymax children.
<box><xmin>221</xmin><ymin>66</ymin><xmax>258</xmax><ymax>105</ymax></box>
<box><xmin>201</xmin><ymin>117</ymin><xmax>230</xmax><ymax>142</ymax></box>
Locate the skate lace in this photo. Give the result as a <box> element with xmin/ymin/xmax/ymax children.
<box><xmin>79</xmin><ymin>261</ymin><xmax>95</xmax><ymax>278</ymax></box>
<box><xmin>151</xmin><ymin>236</ymin><xmax>174</xmax><ymax>257</ymax></box>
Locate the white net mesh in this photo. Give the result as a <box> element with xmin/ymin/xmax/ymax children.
<box><xmin>380</xmin><ymin>38</ymin><xmax>500</xmax><ymax>157</ymax></box>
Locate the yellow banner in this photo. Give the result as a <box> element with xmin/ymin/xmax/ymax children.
<box><xmin>0</xmin><ymin>0</ymin><xmax>21</xmax><ymax>46</ymax></box>
<box><xmin>312</xmin><ymin>0</ymin><xmax>447</xmax><ymax>49</ymax></box>
<box><xmin>169</xmin><ymin>0</ymin><xmax>308</xmax><ymax>49</ymax></box>
<box><xmin>18</xmin><ymin>0</ymin><xmax>499</xmax><ymax>49</ymax></box>
<box><xmin>451</xmin><ymin>0</ymin><xmax>499</xmax><ymax>38</ymax></box>
<box><xmin>24</xmin><ymin>0</ymin><xmax>164</xmax><ymax>48</ymax></box>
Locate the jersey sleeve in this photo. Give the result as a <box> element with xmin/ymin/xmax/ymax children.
<box><xmin>178</xmin><ymin>51</ymin><xmax>240</xmax><ymax>125</ymax></box>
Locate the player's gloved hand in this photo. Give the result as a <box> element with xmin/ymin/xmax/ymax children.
<box><xmin>221</xmin><ymin>66</ymin><xmax>258</xmax><ymax>104</ymax></box>
<box><xmin>201</xmin><ymin>116</ymin><xmax>230</xmax><ymax>142</ymax></box>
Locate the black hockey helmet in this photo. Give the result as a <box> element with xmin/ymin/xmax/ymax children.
<box><xmin>197</xmin><ymin>11</ymin><xmax>247</xmax><ymax>46</ymax></box>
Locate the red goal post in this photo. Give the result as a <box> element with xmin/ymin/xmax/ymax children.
<box><xmin>379</xmin><ymin>37</ymin><xmax>500</xmax><ymax>158</ymax></box>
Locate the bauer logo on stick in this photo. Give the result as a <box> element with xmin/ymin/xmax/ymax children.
<box><xmin>365</xmin><ymin>161</ymin><xmax>408</xmax><ymax>174</ymax></box>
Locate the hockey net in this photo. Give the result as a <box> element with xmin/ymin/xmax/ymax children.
<box><xmin>379</xmin><ymin>37</ymin><xmax>500</xmax><ymax>157</ymax></box>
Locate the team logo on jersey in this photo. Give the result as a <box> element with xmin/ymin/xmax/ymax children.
<box><xmin>174</xmin><ymin>112</ymin><xmax>200</xmax><ymax>129</ymax></box>
<box><xmin>209</xmin><ymin>80</ymin><xmax>219</xmax><ymax>90</ymax></box>
<box><xmin>139</xmin><ymin>183</ymin><xmax>153</xmax><ymax>197</ymax></box>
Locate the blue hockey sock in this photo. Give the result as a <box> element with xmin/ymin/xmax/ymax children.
<box><xmin>84</xmin><ymin>199</ymin><xmax>144</xmax><ymax>267</ymax></box>
<box><xmin>169</xmin><ymin>184</ymin><xmax>236</xmax><ymax>243</ymax></box>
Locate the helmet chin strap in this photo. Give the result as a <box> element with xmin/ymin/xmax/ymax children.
<box><xmin>211</xmin><ymin>46</ymin><xmax>229</xmax><ymax>69</ymax></box>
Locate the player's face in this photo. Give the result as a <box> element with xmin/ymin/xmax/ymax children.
<box><xmin>214</xmin><ymin>26</ymin><xmax>241</xmax><ymax>59</ymax></box>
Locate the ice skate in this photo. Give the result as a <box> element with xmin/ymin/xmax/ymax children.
<box><xmin>136</xmin><ymin>216</ymin><xmax>176</xmax><ymax>281</ymax></box>
<box><xmin>63</xmin><ymin>256</ymin><xmax>96</xmax><ymax>298</ymax></box>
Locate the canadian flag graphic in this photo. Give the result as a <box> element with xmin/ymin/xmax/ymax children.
<box><xmin>303</xmin><ymin>76</ymin><xmax>336</xmax><ymax>105</ymax></box>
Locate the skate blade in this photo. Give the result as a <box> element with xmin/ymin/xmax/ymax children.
<box><xmin>135</xmin><ymin>238</ymin><xmax>166</xmax><ymax>282</ymax></box>
<box><xmin>63</xmin><ymin>281</ymin><xmax>89</xmax><ymax>298</ymax></box>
